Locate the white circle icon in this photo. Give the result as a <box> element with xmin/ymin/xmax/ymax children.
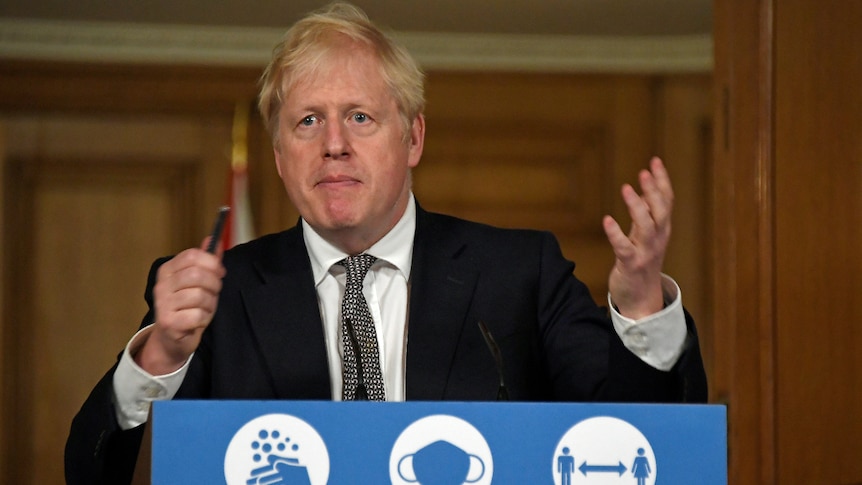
<box><xmin>224</xmin><ymin>413</ymin><xmax>329</xmax><ymax>485</ymax></box>
<box><xmin>553</xmin><ymin>416</ymin><xmax>655</xmax><ymax>485</ymax></box>
<box><xmin>390</xmin><ymin>414</ymin><xmax>493</xmax><ymax>485</ymax></box>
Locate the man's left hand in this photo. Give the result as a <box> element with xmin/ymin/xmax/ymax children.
<box><xmin>603</xmin><ymin>156</ymin><xmax>673</xmax><ymax>320</ymax></box>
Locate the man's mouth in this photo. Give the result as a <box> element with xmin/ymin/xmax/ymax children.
<box><xmin>316</xmin><ymin>175</ymin><xmax>360</xmax><ymax>188</ymax></box>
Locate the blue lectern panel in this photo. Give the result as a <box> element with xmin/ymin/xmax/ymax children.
<box><xmin>152</xmin><ymin>400</ymin><xmax>726</xmax><ymax>484</ymax></box>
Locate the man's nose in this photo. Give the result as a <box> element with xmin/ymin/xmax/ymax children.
<box><xmin>323</xmin><ymin>120</ymin><xmax>349</xmax><ymax>159</ymax></box>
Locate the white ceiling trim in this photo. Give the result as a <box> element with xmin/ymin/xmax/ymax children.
<box><xmin>0</xmin><ymin>19</ymin><xmax>712</xmax><ymax>73</ymax></box>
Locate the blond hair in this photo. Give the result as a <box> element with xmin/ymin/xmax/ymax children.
<box><xmin>257</xmin><ymin>2</ymin><xmax>425</xmax><ymax>145</ymax></box>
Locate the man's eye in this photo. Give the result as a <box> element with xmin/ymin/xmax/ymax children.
<box><xmin>352</xmin><ymin>113</ymin><xmax>368</xmax><ymax>123</ymax></box>
<box><xmin>299</xmin><ymin>115</ymin><xmax>317</xmax><ymax>127</ymax></box>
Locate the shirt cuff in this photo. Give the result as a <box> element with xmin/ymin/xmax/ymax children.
<box><xmin>608</xmin><ymin>274</ymin><xmax>687</xmax><ymax>371</ymax></box>
<box><xmin>112</xmin><ymin>324</ymin><xmax>192</xmax><ymax>430</ymax></box>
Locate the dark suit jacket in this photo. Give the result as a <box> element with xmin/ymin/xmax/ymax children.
<box><xmin>65</xmin><ymin>205</ymin><xmax>707</xmax><ymax>484</ymax></box>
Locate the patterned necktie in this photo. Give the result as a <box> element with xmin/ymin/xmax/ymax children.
<box><xmin>337</xmin><ymin>254</ymin><xmax>386</xmax><ymax>401</ymax></box>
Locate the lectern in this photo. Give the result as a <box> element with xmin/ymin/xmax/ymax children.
<box><xmin>137</xmin><ymin>400</ymin><xmax>726</xmax><ymax>484</ymax></box>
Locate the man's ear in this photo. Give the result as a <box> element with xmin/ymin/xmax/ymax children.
<box><xmin>273</xmin><ymin>143</ymin><xmax>285</xmax><ymax>179</ymax></box>
<box><xmin>407</xmin><ymin>114</ymin><xmax>425</xmax><ymax>168</ymax></box>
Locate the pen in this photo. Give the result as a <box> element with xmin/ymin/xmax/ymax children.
<box><xmin>206</xmin><ymin>206</ymin><xmax>231</xmax><ymax>254</ymax></box>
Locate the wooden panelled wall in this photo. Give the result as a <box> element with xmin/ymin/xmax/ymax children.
<box><xmin>0</xmin><ymin>61</ymin><xmax>711</xmax><ymax>484</ymax></box>
<box><xmin>714</xmin><ymin>0</ymin><xmax>862</xmax><ymax>484</ymax></box>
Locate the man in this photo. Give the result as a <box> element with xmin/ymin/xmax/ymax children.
<box><xmin>65</xmin><ymin>3</ymin><xmax>707</xmax><ymax>483</ymax></box>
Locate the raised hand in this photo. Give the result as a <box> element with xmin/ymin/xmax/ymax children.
<box><xmin>602</xmin><ymin>157</ymin><xmax>673</xmax><ymax>320</ymax></box>
<box><xmin>134</xmin><ymin>237</ymin><xmax>226</xmax><ymax>375</ymax></box>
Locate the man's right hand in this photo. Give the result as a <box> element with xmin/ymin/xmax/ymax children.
<box><xmin>134</xmin><ymin>238</ymin><xmax>226</xmax><ymax>375</ymax></box>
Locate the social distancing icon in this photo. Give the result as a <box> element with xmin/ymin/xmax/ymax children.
<box><xmin>553</xmin><ymin>416</ymin><xmax>656</xmax><ymax>485</ymax></box>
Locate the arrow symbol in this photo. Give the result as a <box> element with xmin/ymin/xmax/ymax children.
<box><xmin>578</xmin><ymin>461</ymin><xmax>627</xmax><ymax>476</ymax></box>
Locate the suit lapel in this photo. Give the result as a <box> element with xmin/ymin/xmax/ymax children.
<box><xmin>241</xmin><ymin>227</ymin><xmax>332</xmax><ymax>399</ymax></box>
<box><xmin>234</xmin><ymin>209</ymin><xmax>481</xmax><ymax>401</ymax></box>
<box><xmin>406</xmin><ymin>209</ymin><xmax>478</xmax><ymax>400</ymax></box>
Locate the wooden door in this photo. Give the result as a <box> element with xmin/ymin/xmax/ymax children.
<box><xmin>1</xmin><ymin>113</ymin><xmax>230</xmax><ymax>484</ymax></box>
<box><xmin>713</xmin><ymin>0</ymin><xmax>862</xmax><ymax>483</ymax></box>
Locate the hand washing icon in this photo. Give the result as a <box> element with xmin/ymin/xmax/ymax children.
<box><xmin>224</xmin><ymin>414</ymin><xmax>329</xmax><ymax>485</ymax></box>
<box><xmin>397</xmin><ymin>440</ymin><xmax>486</xmax><ymax>485</ymax></box>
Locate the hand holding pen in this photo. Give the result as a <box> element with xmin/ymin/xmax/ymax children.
<box><xmin>133</xmin><ymin>207</ymin><xmax>230</xmax><ymax>376</ymax></box>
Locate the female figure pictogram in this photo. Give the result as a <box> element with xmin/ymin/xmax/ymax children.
<box><xmin>631</xmin><ymin>447</ymin><xmax>651</xmax><ymax>485</ymax></box>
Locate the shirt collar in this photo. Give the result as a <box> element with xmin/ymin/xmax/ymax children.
<box><xmin>303</xmin><ymin>193</ymin><xmax>416</xmax><ymax>286</ymax></box>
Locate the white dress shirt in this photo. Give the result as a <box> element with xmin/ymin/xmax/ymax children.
<box><xmin>112</xmin><ymin>193</ymin><xmax>687</xmax><ymax>430</ymax></box>
<box><xmin>302</xmin><ymin>193</ymin><xmax>416</xmax><ymax>401</ymax></box>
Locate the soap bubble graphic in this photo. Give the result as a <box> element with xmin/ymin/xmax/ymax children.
<box><xmin>225</xmin><ymin>414</ymin><xmax>329</xmax><ymax>485</ymax></box>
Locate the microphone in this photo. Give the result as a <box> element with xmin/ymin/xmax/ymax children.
<box><xmin>343</xmin><ymin>316</ymin><xmax>369</xmax><ymax>400</ymax></box>
<box><xmin>478</xmin><ymin>321</ymin><xmax>509</xmax><ymax>401</ymax></box>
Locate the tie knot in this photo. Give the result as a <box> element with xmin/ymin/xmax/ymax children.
<box><xmin>337</xmin><ymin>254</ymin><xmax>377</xmax><ymax>283</ymax></box>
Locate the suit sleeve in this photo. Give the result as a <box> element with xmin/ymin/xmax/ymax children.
<box><xmin>536</xmin><ymin>232</ymin><xmax>707</xmax><ymax>403</ymax></box>
<box><xmin>64</xmin><ymin>366</ymin><xmax>146</xmax><ymax>485</ymax></box>
<box><xmin>64</xmin><ymin>257</ymin><xmax>169</xmax><ymax>485</ymax></box>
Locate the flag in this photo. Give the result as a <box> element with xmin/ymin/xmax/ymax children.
<box><xmin>223</xmin><ymin>163</ymin><xmax>255</xmax><ymax>250</ymax></box>
<box><xmin>223</xmin><ymin>101</ymin><xmax>255</xmax><ymax>250</ymax></box>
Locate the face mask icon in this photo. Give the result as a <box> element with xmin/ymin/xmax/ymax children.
<box><xmin>397</xmin><ymin>440</ymin><xmax>486</xmax><ymax>485</ymax></box>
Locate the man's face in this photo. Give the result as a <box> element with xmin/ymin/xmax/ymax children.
<box><xmin>274</xmin><ymin>42</ymin><xmax>424</xmax><ymax>252</ymax></box>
